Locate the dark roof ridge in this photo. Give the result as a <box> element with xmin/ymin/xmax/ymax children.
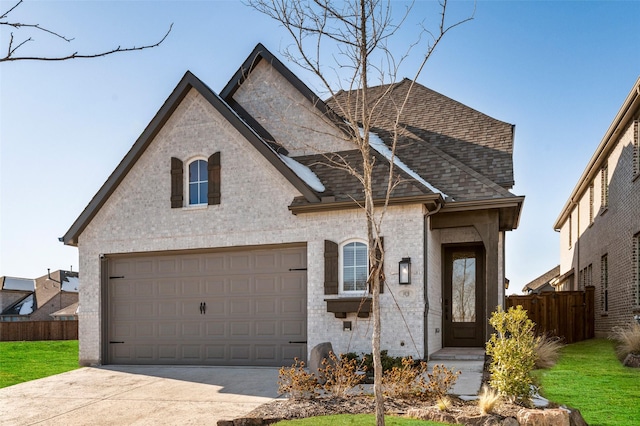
<box><xmin>62</xmin><ymin>70</ymin><xmax>321</xmax><ymax>246</ymax></box>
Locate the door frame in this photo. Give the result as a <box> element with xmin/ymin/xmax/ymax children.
<box><xmin>442</xmin><ymin>243</ymin><xmax>485</xmax><ymax>347</ymax></box>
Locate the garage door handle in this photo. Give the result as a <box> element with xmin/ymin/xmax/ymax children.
<box><xmin>109</xmin><ymin>341</ymin><xmax>124</xmax><ymax>344</ymax></box>
<box><xmin>288</xmin><ymin>341</ymin><xmax>307</xmax><ymax>344</ymax></box>
<box><xmin>199</xmin><ymin>302</ymin><xmax>207</xmax><ymax>315</ymax></box>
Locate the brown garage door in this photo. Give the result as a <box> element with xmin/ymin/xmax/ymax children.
<box><xmin>106</xmin><ymin>245</ymin><xmax>307</xmax><ymax>366</ymax></box>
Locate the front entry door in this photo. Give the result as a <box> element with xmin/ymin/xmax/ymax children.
<box><xmin>443</xmin><ymin>245</ymin><xmax>485</xmax><ymax>347</ymax></box>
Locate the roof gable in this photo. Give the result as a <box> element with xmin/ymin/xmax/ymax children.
<box><xmin>62</xmin><ymin>71</ymin><xmax>321</xmax><ymax>246</ymax></box>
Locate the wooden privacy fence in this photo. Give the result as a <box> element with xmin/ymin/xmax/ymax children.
<box><xmin>506</xmin><ymin>287</ymin><xmax>594</xmax><ymax>344</ymax></box>
<box><xmin>0</xmin><ymin>320</ymin><xmax>78</xmax><ymax>341</ymax></box>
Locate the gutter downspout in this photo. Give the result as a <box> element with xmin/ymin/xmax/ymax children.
<box><xmin>424</xmin><ymin>200</ymin><xmax>443</xmax><ymax>360</ymax></box>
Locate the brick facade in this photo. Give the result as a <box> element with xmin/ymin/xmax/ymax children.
<box><xmin>556</xmin><ymin>79</ymin><xmax>640</xmax><ymax>337</ymax></box>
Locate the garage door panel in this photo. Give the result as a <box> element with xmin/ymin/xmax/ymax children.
<box><xmin>230</xmin><ymin>321</ymin><xmax>250</xmax><ymax>336</ymax></box>
<box><xmin>135</xmin><ymin>323</ymin><xmax>154</xmax><ymax>337</ymax></box>
<box><xmin>255</xmin><ymin>299</ymin><xmax>276</xmax><ymax>315</ymax></box>
<box><xmin>135</xmin><ymin>345</ymin><xmax>154</xmax><ymax>360</ymax></box>
<box><xmin>229</xmin><ymin>254</ymin><xmax>251</xmax><ymax>271</ymax></box>
<box><xmin>204</xmin><ymin>255</ymin><xmax>225</xmax><ymax>272</ymax></box>
<box><xmin>230</xmin><ymin>299</ymin><xmax>251</xmax><ymax>314</ymax></box>
<box><xmin>158</xmin><ymin>345</ymin><xmax>178</xmax><ymax>360</ymax></box>
<box><xmin>135</xmin><ymin>302</ymin><xmax>154</xmax><ymax>317</ymax></box>
<box><xmin>182</xmin><ymin>345</ymin><xmax>201</xmax><ymax>360</ymax></box>
<box><xmin>206</xmin><ymin>322</ymin><xmax>225</xmax><ymax>336</ymax></box>
<box><xmin>255</xmin><ymin>276</ymin><xmax>277</xmax><ymax>293</ymax></box>
<box><xmin>108</xmin><ymin>245</ymin><xmax>306</xmax><ymax>366</ymax></box>
<box><xmin>256</xmin><ymin>321</ymin><xmax>276</xmax><ymax>336</ymax></box>
<box><xmin>134</xmin><ymin>260</ymin><xmax>154</xmax><ymax>276</ymax></box>
<box><xmin>205</xmin><ymin>345</ymin><xmax>225</xmax><ymax>361</ymax></box>
<box><xmin>255</xmin><ymin>345</ymin><xmax>277</xmax><ymax>361</ymax></box>
<box><xmin>158</xmin><ymin>258</ymin><xmax>178</xmax><ymax>275</ymax></box>
<box><xmin>281</xmin><ymin>298</ymin><xmax>305</xmax><ymax>315</ymax></box>
<box><xmin>206</xmin><ymin>300</ymin><xmax>226</xmax><ymax>315</ymax></box>
<box><xmin>158</xmin><ymin>323</ymin><xmax>177</xmax><ymax>337</ymax></box>
<box><xmin>255</xmin><ymin>253</ymin><xmax>277</xmax><ymax>269</ymax></box>
<box><xmin>229</xmin><ymin>277</ymin><xmax>250</xmax><ymax>294</ymax></box>
<box><xmin>230</xmin><ymin>345</ymin><xmax>251</xmax><ymax>361</ymax></box>
<box><xmin>282</xmin><ymin>320</ymin><xmax>305</xmax><ymax>337</ymax></box>
<box><xmin>181</xmin><ymin>322</ymin><xmax>201</xmax><ymax>337</ymax></box>
<box><xmin>282</xmin><ymin>275</ymin><xmax>305</xmax><ymax>292</ymax></box>
<box><xmin>157</xmin><ymin>280</ymin><xmax>178</xmax><ymax>296</ymax></box>
<box><xmin>205</xmin><ymin>279</ymin><xmax>225</xmax><ymax>294</ymax></box>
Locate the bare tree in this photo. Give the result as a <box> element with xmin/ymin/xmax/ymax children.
<box><xmin>246</xmin><ymin>1</ymin><xmax>472</xmax><ymax>424</ymax></box>
<box><xmin>0</xmin><ymin>0</ymin><xmax>171</xmax><ymax>63</ymax></box>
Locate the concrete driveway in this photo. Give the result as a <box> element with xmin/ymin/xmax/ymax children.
<box><xmin>0</xmin><ymin>366</ymin><xmax>281</xmax><ymax>425</ymax></box>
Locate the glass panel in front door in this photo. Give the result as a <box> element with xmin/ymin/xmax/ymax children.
<box><xmin>451</xmin><ymin>251</ymin><xmax>476</xmax><ymax>322</ymax></box>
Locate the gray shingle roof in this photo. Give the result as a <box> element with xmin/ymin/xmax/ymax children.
<box><xmin>327</xmin><ymin>78</ymin><xmax>516</xmax><ymax>192</ymax></box>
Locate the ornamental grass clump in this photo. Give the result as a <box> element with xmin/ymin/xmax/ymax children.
<box><xmin>485</xmin><ymin>305</ymin><xmax>536</xmax><ymax>404</ymax></box>
<box><xmin>477</xmin><ymin>385</ymin><xmax>501</xmax><ymax>415</ymax></box>
<box><xmin>609</xmin><ymin>321</ymin><xmax>640</xmax><ymax>362</ymax></box>
<box><xmin>534</xmin><ymin>334</ymin><xmax>564</xmax><ymax>369</ymax></box>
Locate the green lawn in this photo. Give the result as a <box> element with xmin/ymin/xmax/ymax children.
<box><xmin>536</xmin><ymin>338</ymin><xmax>640</xmax><ymax>426</ymax></box>
<box><xmin>274</xmin><ymin>414</ymin><xmax>453</xmax><ymax>425</ymax></box>
<box><xmin>0</xmin><ymin>340</ymin><xmax>79</xmax><ymax>388</ymax></box>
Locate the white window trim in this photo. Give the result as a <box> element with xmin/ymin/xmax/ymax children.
<box><xmin>338</xmin><ymin>238</ymin><xmax>369</xmax><ymax>296</ymax></box>
<box><xmin>185</xmin><ymin>156</ymin><xmax>208</xmax><ymax>207</ymax></box>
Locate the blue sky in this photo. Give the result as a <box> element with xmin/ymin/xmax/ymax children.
<box><xmin>1</xmin><ymin>1</ymin><xmax>639</xmax><ymax>293</ymax></box>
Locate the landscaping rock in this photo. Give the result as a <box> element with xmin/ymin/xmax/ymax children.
<box><xmin>517</xmin><ymin>408</ymin><xmax>570</xmax><ymax>426</ymax></box>
<box><xmin>563</xmin><ymin>407</ymin><xmax>588</xmax><ymax>426</ymax></box>
<box><xmin>622</xmin><ymin>353</ymin><xmax>640</xmax><ymax>368</ymax></box>
<box><xmin>309</xmin><ymin>342</ymin><xmax>334</xmax><ymax>381</ymax></box>
<box><xmin>501</xmin><ymin>417</ymin><xmax>519</xmax><ymax>426</ymax></box>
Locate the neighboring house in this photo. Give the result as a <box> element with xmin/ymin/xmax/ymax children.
<box><xmin>521</xmin><ymin>266</ymin><xmax>559</xmax><ymax>294</ymax></box>
<box><xmin>51</xmin><ymin>302</ymin><xmax>79</xmax><ymax>321</ymax></box>
<box><xmin>0</xmin><ymin>270</ymin><xmax>79</xmax><ymax>322</ymax></box>
<box><xmin>62</xmin><ymin>43</ymin><xmax>523</xmax><ymax>367</ymax></box>
<box><xmin>0</xmin><ymin>276</ymin><xmax>35</xmax><ymax>312</ymax></box>
<box><xmin>554</xmin><ymin>76</ymin><xmax>640</xmax><ymax>337</ymax></box>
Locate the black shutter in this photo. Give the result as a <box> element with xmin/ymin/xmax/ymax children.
<box><xmin>208</xmin><ymin>152</ymin><xmax>221</xmax><ymax>205</ymax></box>
<box><xmin>324</xmin><ymin>240</ymin><xmax>339</xmax><ymax>295</ymax></box>
<box><xmin>170</xmin><ymin>157</ymin><xmax>183</xmax><ymax>208</ymax></box>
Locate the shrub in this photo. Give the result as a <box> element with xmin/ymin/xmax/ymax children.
<box><xmin>344</xmin><ymin>350</ymin><xmax>405</xmax><ymax>382</ymax></box>
<box><xmin>319</xmin><ymin>351</ymin><xmax>366</xmax><ymax>397</ymax></box>
<box><xmin>424</xmin><ymin>363</ymin><xmax>460</xmax><ymax>399</ymax></box>
<box><xmin>609</xmin><ymin>321</ymin><xmax>640</xmax><ymax>361</ymax></box>
<box><xmin>477</xmin><ymin>385</ymin><xmax>501</xmax><ymax>415</ymax></box>
<box><xmin>382</xmin><ymin>357</ymin><xmax>459</xmax><ymax>399</ymax></box>
<box><xmin>485</xmin><ymin>305</ymin><xmax>536</xmax><ymax>404</ymax></box>
<box><xmin>534</xmin><ymin>334</ymin><xmax>564</xmax><ymax>369</ymax></box>
<box><xmin>278</xmin><ymin>358</ymin><xmax>319</xmax><ymax>399</ymax></box>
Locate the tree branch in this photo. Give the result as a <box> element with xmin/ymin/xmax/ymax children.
<box><xmin>0</xmin><ymin>1</ymin><xmax>172</xmax><ymax>63</ymax></box>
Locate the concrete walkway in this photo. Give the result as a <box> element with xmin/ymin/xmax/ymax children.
<box><xmin>428</xmin><ymin>347</ymin><xmax>485</xmax><ymax>397</ymax></box>
<box><xmin>0</xmin><ymin>366</ymin><xmax>280</xmax><ymax>426</ymax></box>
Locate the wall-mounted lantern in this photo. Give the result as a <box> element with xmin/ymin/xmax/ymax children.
<box><xmin>399</xmin><ymin>257</ymin><xmax>411</xmax><ymax>285</ymax></box>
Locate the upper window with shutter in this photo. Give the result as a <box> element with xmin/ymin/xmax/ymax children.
<box><xmin>171</xmin><ymin>153</ymin><xmax>221</xmax><ymax>208</ymax></box>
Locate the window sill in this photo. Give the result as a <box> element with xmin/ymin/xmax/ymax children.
<box><xmin>599</xmin><ymin>207</ymin><xmax>608</xmax><ymax>217</ymax></box>
<box><xmin>325</xmin><ymin>297</ymin><xmax>372</xmax><ymax>318</ymax></box>
<box><xmin>634</xmin><ymin>172</ymin><xmax>640</xmax><ymax>183</ymax></box>
<box><xmin>182</xmin><ymin>204</ymin><xmax>208</xmax><ymax>211</ymax></box>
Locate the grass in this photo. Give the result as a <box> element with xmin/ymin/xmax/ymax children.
<box><xmin>535</xmin><ymin>338</ymin><xmax>640</xmax><ymax>426</ymax></box>
<box><xmin>274</xmin><ymin>414</ymin><xmax>454</xmax><ymax>425</ymax></box>
<box><xmin>0</xmin><ymin>340</ymin><xmax>79</xmax><ymax>388</ymax></box>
